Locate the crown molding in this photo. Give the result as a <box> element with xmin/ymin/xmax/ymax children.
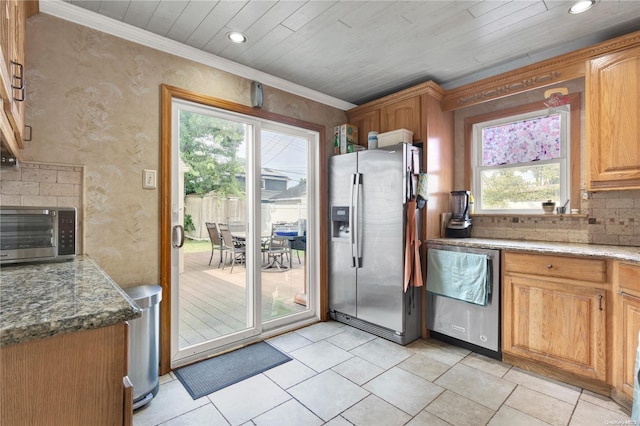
<box><xmin>39</xmin><ymin>0</ymin><xmax>356</xmax><ymax>111</ymax></box>
<box><xmin>346</xmin><ymin>80</ymin><xmax>445</xmax><ymax>115</ymax></box>
<box><xmin>442</xmin><ymin>30</ymin><xmax>640</xmax><ymax>111</ymax></box>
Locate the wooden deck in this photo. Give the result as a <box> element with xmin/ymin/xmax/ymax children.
<box><xmin>179</xmin><ymin>250</ymin><xmax>307</xmax><ymax>348</ymax></box>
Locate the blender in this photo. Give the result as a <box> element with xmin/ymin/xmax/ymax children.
<box><xmin>445</xmin><ymin>190</ymin><xmax>472</xmax><ymax>238</ymax></box>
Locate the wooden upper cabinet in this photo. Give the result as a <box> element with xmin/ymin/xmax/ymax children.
<box><xmin>346</xmin><ymin>81</ymin><xmax>445</xmax><ymax>146</ymax></box>
<box><xmin>0</xmin><ymin>0</ymin><xmax>27</xmax><ymax>156</ymax></box>
<box><xmin>348</xmin><ymin>109</ymin><xmax>380</xmax><ymax>146</ymax></box>
<box><xmin>380</xmin><ymin>96</ymin><xmax>421</xmax><ymax>139</ymax></box>
<box><xmin>586</xmin><ymin>45</ymin><xmax>640</xmax><ymax>190</ymax></box>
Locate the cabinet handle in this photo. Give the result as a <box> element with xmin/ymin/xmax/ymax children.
<box><xmin>24</xmin><ymin>125</ymin><xmax>32</xmax><ymax>142</ymax></box>
<box><xmin>546</xmin><ymin>264</ymin><xmax>553</xmax><ymax>269</ymax></box>
<box><xmin>10</xmin><ymin>61</ymin><xmax>24</xmax><ymax>89</ymax></box>
<box><xmin>14</xmin><ymin>85</ymin><xmax>25</xmax><ymax>102</ymax></box>
<box><xmin>10</xmin><ymin>61</ymin><xmax>25</xmax><ymax>102</ymax></box>
<box><xmin>598</xmin><ymin>294</ymin><xmax>604</xmax><ymax>311</ymax></box>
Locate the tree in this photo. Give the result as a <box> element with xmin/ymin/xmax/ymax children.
<box><xmin>482</xmin><ymin>164</ymin><xmax>559</xmax><ymax>209</ymax></box>
<box><xmin>180</xmin><ymin>111</ymin><xmax>245</xmax><ymax>197</ymax></box>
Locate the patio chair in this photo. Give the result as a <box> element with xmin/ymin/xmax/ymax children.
<box><xmin>218</xmin><ymin>223</ymin><xmax>246</xmax><ymax>273</ymax></box>
<box><xmin>290</xmin><ymin>234</ymin><xmax>306</xmax><ymax>264</ymax></box>
<box><xmin>205</xmin><ymin>222</ymin><xmax>224</xmax><ymax>268</ymax></box>
<box><xmin>263</xmin><ymin>224</ymin><xmax>290</xmax><ymax>271</ymax></box>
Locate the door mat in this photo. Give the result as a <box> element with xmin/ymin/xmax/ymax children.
<box><xmin>174</xmin><ymin>341</ymin><xmax>292</xmax><ymax>399</ymax></box>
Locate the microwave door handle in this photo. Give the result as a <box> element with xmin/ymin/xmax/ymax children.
<box><xmin>0</xmin><ymin>209</ymin><xmax>52</xmax><ymax>216</ymax></box>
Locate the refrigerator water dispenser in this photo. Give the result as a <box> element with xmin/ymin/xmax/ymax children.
<box><xmin>331</xmin><ymin>206</ymin><xmax>350</xmax><ymax>240</ymax></box>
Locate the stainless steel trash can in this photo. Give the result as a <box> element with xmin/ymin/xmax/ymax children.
<box><xmin>124</xmin><ymin>285</ymin><xmax>162</xmax><ymax>410</ymax></box>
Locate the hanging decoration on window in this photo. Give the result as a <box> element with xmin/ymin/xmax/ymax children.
<box><xmin>544</xmin><ymin>87</ymin><xmax>570</xmax><ymax>113</ymax></box>
<box><xmin>481</xmin><ymin>114</ymin><xmax>561</xmax><ymax>166</ymax></box>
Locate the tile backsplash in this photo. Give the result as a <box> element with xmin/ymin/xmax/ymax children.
<box><xmin>471</xmin><ymin>215</ymin><xmax>590</xmax><ymax>243</ymax></box>
<box><xmin>470</xmin><ymin>189</ymin><xmax>640</xmax><ymax>247</ymax></box>
<box><xmin>0</xmin><ymin>161</ymin><xmax>84</xmax><ymax>252</ymax></box>
<box><xmin>585</xmin><ymin>190</ymin><xmax>640</xmax><ymax>246</ymax></box>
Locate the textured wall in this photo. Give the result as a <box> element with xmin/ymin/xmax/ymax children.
<box><xmin>18</xmin><ymin>14</ymin><xmax>346</xmax><ymax>286</ymax></box>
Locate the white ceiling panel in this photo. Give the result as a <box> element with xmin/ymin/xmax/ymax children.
<box><xmin>233</xmin><ymin>24</ymin><xmax>295</xmax><ymax>67</ymax></box>
<box><xmin>96</xmin><ymin>0</ymin><xmax>129</xmax><ymax>20</ymax></box>
<box><xmin>122</xmin><ymin>1</ymin><xmax>160</xmax><ymax>29</ymax></box>
<box><xmin>185</xmin><ymin>1</ymin><xmax>247</xmax><ymax>49</ymax></box>
<box><xmin>55</xmin><ymin>0</ymin><xmax>640</xmax><ymax>106</ymax></box>
<box><xmin>145</xmin><ymin>1</ymin><xmax>189</xmax><ymax>36</ymax></box>
<box><xmin>69</xmin><ymin>0</ymin><xmax>100</xmax><ymax>13</ymax></box>
<box><xmin>221</xmin><ymin>1</ymin><xmax>305</xmax><ymax>61</ymax></box>
<box><xmin>203</xmin><ymin>1</ymin><xmax>277</xmax><ymax>55</ymax></box>
<box><xmin>164</xmin><ymin>1</ymin><xmax>217</xmax><ymax>42</ymax></box>
<box><xmin>281</xmin><ymin>1</ymin><xmax>337</xmax><ymax>32</ymax></box>
<box><xmin>468</xmin><ymin>1</ymin><xmax>516</xmax><ymax>19</ymax></box>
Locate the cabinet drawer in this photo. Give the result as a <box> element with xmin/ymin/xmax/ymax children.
<box><xmin>620</xmin><ymin>263</ymin><xmax>640</xmax><ymax>294</ymax></box>
<box><xmin>504</xmin><ymin>252</ymin><xmax>607</xmax><ymax>283</ymax></box>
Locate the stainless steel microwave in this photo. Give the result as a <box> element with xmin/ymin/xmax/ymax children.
<box><xmin>0</xmin><ymin>206</ymin><xmax>77</xmax><ymax>264</ymax></box>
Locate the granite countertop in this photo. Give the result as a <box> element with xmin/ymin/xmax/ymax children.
<box><xmin>426</xmin><ymin>238</ymin><xmax>640</xmax><ymax>265</ymax></box>
<box><xmin>0</xmin><ymin>256</ymin><xmax>142</xmax><ymax>347</ymax></box>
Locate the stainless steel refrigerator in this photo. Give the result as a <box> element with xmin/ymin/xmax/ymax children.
<box><xmin>329</xmin><ymin>143</ymin><xmax>422</xmax><ymax>345</ymax></box>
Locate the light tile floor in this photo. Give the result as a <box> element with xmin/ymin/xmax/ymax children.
<box><xmin>134</xmin><ymin>321</ymin><xmax>633</xmax><ymax>426</ymax></box>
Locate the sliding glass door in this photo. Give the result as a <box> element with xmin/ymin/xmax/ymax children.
<box><xmin>259</xmin><ymin>125</ymin><xmax>310</xmax><ymax>325</ymax></box>
<box><xmin>170</xmin><ymin>99</ymin><xmax>317</xmax><ymax>367</ymax></box>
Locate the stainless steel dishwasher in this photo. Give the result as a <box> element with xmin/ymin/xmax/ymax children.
<box><xmin>425</xmin><ymin>243</ymin><xmax>501</xmax><ymax>360</ymax></box>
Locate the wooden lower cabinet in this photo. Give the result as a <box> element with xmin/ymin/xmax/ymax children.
<box><xmin>615</xmin><ymin>262</ymin><xmax>640</xmax><ymax>401</ymax></box>
<box><xmin>0</xmin><ymin>322</ymin><xmax>132</xmax><ymax>426</ymax></box>
<box><xmin>502</xmin><ymin>252</ymin><xmax>608</xmax><ymax>382</ymax></box>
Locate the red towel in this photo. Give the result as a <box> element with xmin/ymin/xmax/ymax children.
<box><xmin>404</xmin><ymin>199</ymin><xmax>423</xmax><ymax>292</ymax></box>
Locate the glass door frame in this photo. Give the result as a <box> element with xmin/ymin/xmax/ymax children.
<box><xmin>170</xmin><ymin>99</ymin><xmax>262</xmax><ymax>367</ymax></box>
<box><xmin>160</xmin><ymin>85</ymin><xmax>327</xmax><ymax>374</ymax></box>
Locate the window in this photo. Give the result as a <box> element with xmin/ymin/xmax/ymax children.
<box><xmin>471</xmin><ymin>107</ymin><xmax>571</xmax><ymax>214</ymax></box>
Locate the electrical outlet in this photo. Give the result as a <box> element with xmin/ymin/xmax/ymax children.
<box><xmin>143</xmin><ymin>169</ymin><xmax>156</xmax><ymax>189</ymax></box>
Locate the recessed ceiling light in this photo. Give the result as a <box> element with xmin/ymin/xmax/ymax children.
<box><xmin>227</xmin><ymin>32</ymin><xmax>247</xmax><ymax>44</ymax></box>
<box><xmin>569</xmin><ymin>0</ymin><xmax>596</xmax><ymax>14</ymax></box>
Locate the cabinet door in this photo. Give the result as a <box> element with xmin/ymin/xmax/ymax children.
<box><xmin>503</xmin><ymin>274</ymin><xmax>607</xmax><ymax>381</ymax></box>
<box><xmin>618</xmin><ymin>262</ymin><xmax>640</xmax><ymax>399</ymax></box>
<box><xmin>0</xmin><ymin>0</ymin><xmax>25</xmax><ymax>147</ymax></box>
<box><xmin>587</xmin><ymin>45</ymin><xmax>640</xmax><ymax>190</ymax></box>
<box><xmin>0</xmin><ymin>324</ymin><xmax>128</xmax><ymax>425</ymax></box>
<box><xmin>6</xmin><ymin>0</ymin><xmax>25</xmax><ymax>143</ymax></box>
<box><xmin>380</xmin><ymin>97</ymin><xmax>420</xmax><ymax>139</ymax></box>
<box><xmin>348</xmin><ymin>109</ymin><xmax>380</xmax><ymax>146</ymax></box>
<box><xmin>0</xmin><ymin>0</ymin><xmax>12</xmax><ymax>102</ymax></box>
<box><xmin>620</xmin><ymin>292</ymin><xmax>640</xmax><ymax>399</ymax></box>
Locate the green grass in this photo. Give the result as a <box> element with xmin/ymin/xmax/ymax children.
<box><xmin>184</xmin><ymin>238</ymin><xmax>211</xmax><ymax>254</ymax></box>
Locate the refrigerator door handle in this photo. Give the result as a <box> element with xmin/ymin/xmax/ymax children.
<box><xmin>349</xmin><ymin>173</ymin><xmax>357</xmax><ymax>267</ymax></box>
<box><xmin>353</xmin><ymin>172</ymin><xmax>362</xmax><ymax>268</ymax></box>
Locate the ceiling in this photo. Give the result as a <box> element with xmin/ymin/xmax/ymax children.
<box><xmin>50</xmin><ymin>0</ymin><xmax>640</xmax><ymax>108</ymax></box>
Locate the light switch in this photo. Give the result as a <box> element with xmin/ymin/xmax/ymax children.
<box><xmin>143</xmin><ymin>169</ymin><xmax>156</xmax><ymax>189</ymax></box>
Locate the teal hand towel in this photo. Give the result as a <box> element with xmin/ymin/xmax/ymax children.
<box><xmin>426</xmin><ymin>249</ymin><xmax>489</xmax><ymax>306</ymax></box>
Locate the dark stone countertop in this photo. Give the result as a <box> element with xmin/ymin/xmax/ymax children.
<box><xmin>426</xmin><ymin>238</ymin><xmax>640</xmax><ymax>265</ymax></box>
<box><xmin>0</xmin><ymin>256</ymin><xmax>142</xmax><ymax>347</ymax></box>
